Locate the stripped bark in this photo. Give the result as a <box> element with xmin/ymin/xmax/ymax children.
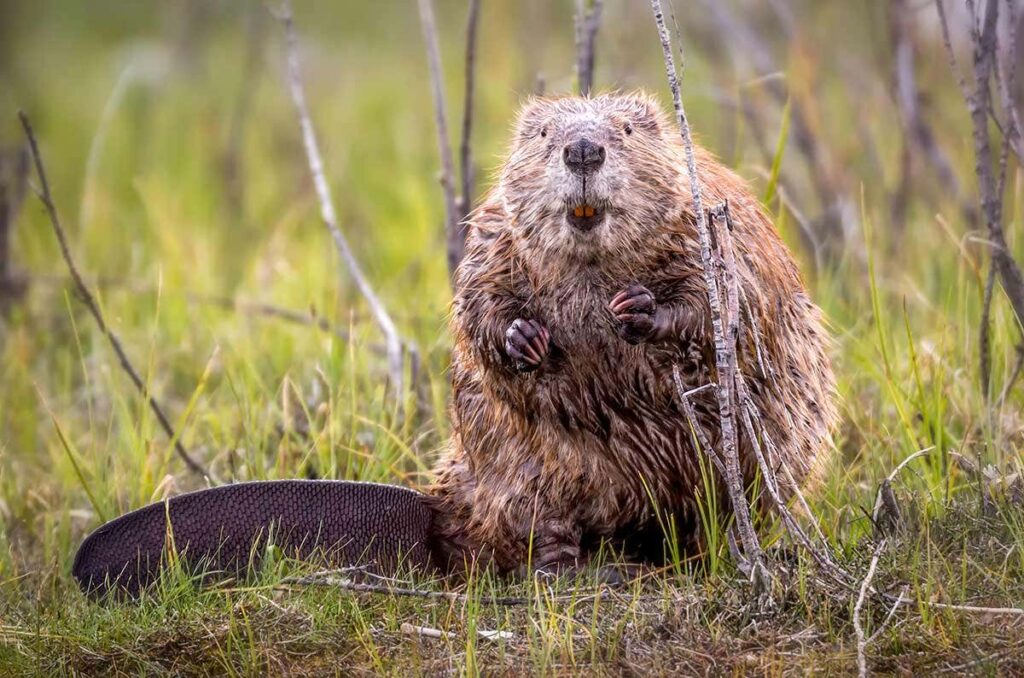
<box><xmin>648</xmin><ymin>0</ymin><xmax>764</xmax><ymax>580</ymax></box>
<box><xmin>278</xmin><ymin>0</ymin><xmax>406</xmax><ymax>397</ymax></box>
<box><xmin>19</xmin><ymin>111</ymin><xmax>212</xmax><ymax>481</ymax></box>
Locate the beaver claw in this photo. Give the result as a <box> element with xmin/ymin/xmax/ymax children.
<box><xmin>505</xmin><ymin>318</ymin><xmax>550</xmax><ymax>372</ymax></box>
<box><xmin>609</xmin><ymin>284</ymin><xmax>657</xmax><ymax>344</ymax></box>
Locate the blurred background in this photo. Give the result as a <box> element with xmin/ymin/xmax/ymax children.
<box><xmin>0</xmin><ymin>0</ymin><xmax>1023</xmax><ymax>669</ymax></box>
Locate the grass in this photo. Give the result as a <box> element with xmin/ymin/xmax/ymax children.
<box><xmin>1</xmin><ymin>1</ymin><xmax>1024</xmax><ymax>675</ymax></box>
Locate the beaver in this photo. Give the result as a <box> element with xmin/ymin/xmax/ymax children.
<box><xmin>71</xmin><ymin>92</ymin><xmax>837</xmax><ymax>595</ymax></box>
<box><xmin>427</xmin><ymin>91</ymin><xmax>838</xmax><ymax>575</ymax></box>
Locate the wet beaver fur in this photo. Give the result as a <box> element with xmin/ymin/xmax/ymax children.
<box><xmin>427</xmin><ymin>92</ymin><xmax>837</xmax><ymax>576</ymax></box>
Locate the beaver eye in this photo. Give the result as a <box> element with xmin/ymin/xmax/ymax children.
<box><xmin>540</xmin><ymin>127</ymin><xmax>547</xmax><ymax>138</ymax></box>
<box><xmin>624</xmin><ymin>123</ymin><xmax>633</xmax><ymax>136</ymax></box>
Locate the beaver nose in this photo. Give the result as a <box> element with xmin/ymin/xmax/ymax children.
<box><xmin>563</xmin><ymin>138</ymin><xmax>605</xmax><ymax>175</ymax></box>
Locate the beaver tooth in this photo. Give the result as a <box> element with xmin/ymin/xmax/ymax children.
<box><xmin>574</xmin><ymin>206</ymin><xmax>585</xmax><ymax>217</ymax></box>
<box><xmin>584</xmin><ymin>206</ymin><xmax>595</xmax><ymax>217</ymax></box>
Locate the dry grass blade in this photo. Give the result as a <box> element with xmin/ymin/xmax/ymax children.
<box><xmin>18</xmin><ymin>111</ymin><xmax>211</xmax><ymax>481</ymax></box>
<box><xmin>277</xmin><ymin>0</ymin><xmax>406</xmax><ymax>398</ymax></box>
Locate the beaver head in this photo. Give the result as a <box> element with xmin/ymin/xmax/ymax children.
<box><xmin>497</xmin><ymin>92</ymin><xmax>686</xmax><ymax>263</ymax></box>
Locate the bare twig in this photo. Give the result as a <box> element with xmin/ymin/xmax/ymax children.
<box><xmin>188</xmin><ymin>294</ymin><xmax>353</xmax><ymax>344</ymax></box>
<box><xmin>995</xmin><ymin>0</ymin><xmax>1023</xmax><ymax>163</ymax></box>
<box><xmin>18</xmin><ymin>111</ymin><xmax>211</xmax><ymax>480</ymax></box>
<box><xmin>277</xmin><ymin>0</ymin><xmax>405</xmax><ymax>397</ymax></box>
<box><xmin>889</xmin><ymin>0</ymin><xmax>975</xmax><ymax>229</ymax></box>
<box><xmin>282</xmin><ymin>572</ymin><xmax>626</xmax><ymax>606</ymax></box>
<box><xmin>458</xmin><ymin>0</ymin><xmax>482</xmax><ymax>227</ymax></box>
<box><xmin>0</xmin><ymin>145</ymin><xmax>29</xmax><ymax>307</ymax></box>
<box><xmin>996</xmin><ymin>343</ymin><xmax>1024</xmax><ymax>407</ymax></box>
<box><xmin>649</xmin><ymin>0</ymin><xmax>764</xmax><ymax>581</ymax></box>
<box><xmin>854</xmin><ymin>538</ymin><xmax>887</xmax><ymax>678</ymax></box>
<box><xmin>671</xmin><ymin>366</ymin><xmax>724</xmax><ymax>476</ymax></box>
<box><xmin>868</xmin><ymin>584</ymin><xmax>909</xmax><ymax>644</ymax></box>
<box><xmin>575</xmin><ymin>0</ymin><xmax>603</xmax><ymax>97</ymax></box>
<box><xmin>937</xmin><ymin>0</ymin><xmax>1024</xmax><ymax>400</ymax></box>
<box><xmin>417</xmin><ymin>0</ymin><xmax>463</xmax><ymax>284</ymax></box>
<box><xmin>697</xmin><ymin>0</ymin><xmax>850</xmax><ymax>258</ymax></box>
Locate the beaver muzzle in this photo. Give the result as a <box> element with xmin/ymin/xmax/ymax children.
<box><xmin>566</xmin><ymin>203</ymin><xmax>606</xmax><ymax>231</ymax></box>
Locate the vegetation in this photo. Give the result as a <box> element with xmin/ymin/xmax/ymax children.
<box><xmin>1</xmin><ymin>1</ymin><xmax>1023</xmax><ymax>674</ymax></box>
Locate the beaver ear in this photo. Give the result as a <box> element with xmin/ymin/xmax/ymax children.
<box><xmin>513</xmin><ymin>97</ymin><xmax>550</xmax><ymax>138</ymax></box>
<box><xmin>618</xmin><ymin>92</ymin><xmax>666</xmax><ymax>133</ymax></box>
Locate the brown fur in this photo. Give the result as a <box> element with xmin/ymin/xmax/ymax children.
<box><xmin>427</xmin><ymin>92</ymin><xmax>837</xmax><ymax>575</ymax></box>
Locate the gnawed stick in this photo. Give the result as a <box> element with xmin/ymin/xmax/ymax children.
<box><xmin>19</xmin><ymin>111</ymin><xmax>212</xmax><ymax>481</ymax></box>
<box><xmin>277</xmin><ymin>0</ymin><xmax>406</xmax><ymax>398</ymax></box>
<box><xmin>648</xmin><ymin>0</ymin><xmax>764</xmax><ymax>582</ymax></box>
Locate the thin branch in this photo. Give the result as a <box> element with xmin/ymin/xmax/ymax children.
<box><xmin>18</xmin><ymin>111</ymin><xmax>211</xmax><ymax>480</ymax></box>
<box><xmin>416</xmin><ymin>0</ymin><xmax>462</xmax><ymax>284</ymax></box>
<box><xmin>649</xmin><ymin>0</ymin><xmax>764</xmax><ymax>581</ymax></box>
<box><xmin>277</xmin><ymin>0</ymin><xmax>405</xmax><ymax>397</ymax></box>
<box><xmin>459</xmin><ymin>0</ymin><xmax>481</xmax><ymax>226</ymax></box>
<box><xmin>889</xmin><ymin>0</ymin><xmax>975</xmax><ymax>228</ymax></box>
<box><xmin>281</xmin><ymin>571</ymin><xmax>628</xmax><ymax>606</ymax></box>
<box><xmin>854</xmin><ymin>538</ymin><xmax>887</xmax><ymax>678</ymax></box>
<box><xmin>0</xmin><ymin>145</ymin><xmax>29</xmax><ymax>305</ymax></box>
<box><xmin>575</xmin><ymin>0</ymin><xmax>603</xmax><ymax>97</ymax></box>
<box><xmin>697</xmin><ymin>0</ymin><xmax>849</xmax><ymax>257</ymax></box>
<box><xmin>671</xmin><ymin>366</ymin><xmax>724</xmax><ymax>476</ymax></box>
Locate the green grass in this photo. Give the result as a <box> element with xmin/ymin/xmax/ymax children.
<box><xmin>2</xmin><ymin>1</ymin><xmax>1024</xmax><ymax>675</ymax></box>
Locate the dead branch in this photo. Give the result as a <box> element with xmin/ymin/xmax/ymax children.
<box><xmin>995</xmin><ymin>0</ymin><xmax>1023</xmax><ymax>164</ymax></box>
<box><xmin>649</xmin><ymin>0</ymin><xmax>765</xmax><ymax>582</ymax></box>
<box><xmin>889</xmin><ymin>0</ymin><xmax>975</xmax><ymax>230</ymax></box>
<box><xmin>277</xmin><ymin>0</ymin><xmax>405</xmax><ymax>397</ymax></box>
<box><xmin>417</xmin><ymin>0</ymin><xmax>462</xmax><ymax>284</ymax></box>
<box><xmin>459</xmin><ymin>0</ymin><xmax>481</xmax><ymax>228</ymax></box>
<box><xmin>670</xmin><ymin>367</ymin><xmax>724</xmax><ymax>476</ymax></box>
<box><xmin>188</xmin><ymin>294</ymin><xmax>353</xmax><ymax>344</ymax></box>
<box><xmin>854</xmin><ymin>538</ymin><xmax>887</xmax><ymax>678</ymax></box>
<box><xmin>0</xmin><ymin>145</ymin><xmax>29</xmax><ymax>308</ymax></box>
<box><xmin>697</xmin><ymin>0</ymin><xmax>850</xmax><ymax>259</ymax></box>
<box><xmin>575</xmin><ymin>0</ymin><xmax>603</xmax><ymax>97</ymax></box>
<box><xmin>936</xmin><ymin>0</ymin><xmax>1024</xmax><ymax>399</ymax></box>
<box><xmin>281</xmin><ymin>571</ymin><xmax>627</xmax><ymax>606</ymax></box>
<box><xmin>18</xmin><ymin>111</ymin><xmax>211</xmax><ymax>480</ymax></box>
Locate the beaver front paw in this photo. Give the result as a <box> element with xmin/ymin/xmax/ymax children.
<box><xmin>505</xmin><ymin>318</ymin><xmax>550</xmax><ymax>372</ymax></box>
<box><xmin>609</xmin><ymin>284</ymin><xmax>657</xmax><ymax>344</ymax></box>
